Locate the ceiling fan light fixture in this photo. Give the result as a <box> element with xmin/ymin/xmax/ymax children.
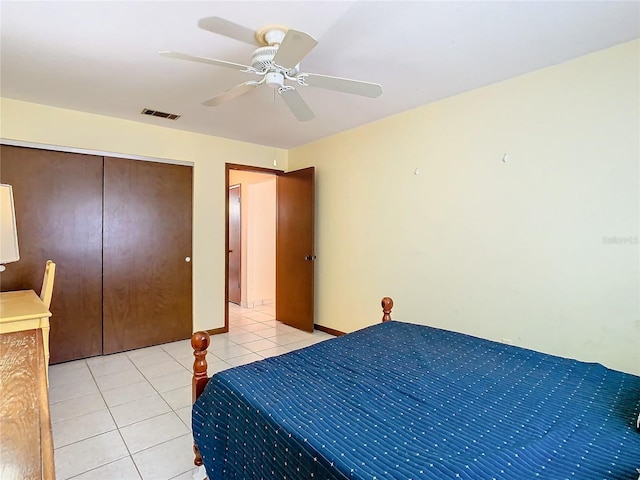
<box><xmin>265</xmin><ymin>72</ymin><xmax>284</xmax><ymax>89</ymax></box>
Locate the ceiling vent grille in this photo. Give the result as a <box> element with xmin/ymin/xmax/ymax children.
<box><xmin>141</xmin><ymin>108</ymin><xmax>181</xmax><ymax>120</ymax></box>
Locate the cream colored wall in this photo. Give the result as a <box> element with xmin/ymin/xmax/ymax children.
<box><xmin>228</xmin><ymin>170</ymin><xmax>276</xmax><ymax>307</ymax></box>
<box><xmin>247</xmin><ymin>179</ymin><xmax>276</xmax><ymax>305</ymax></box>
<box><xmin>289</xmin><ymin>40</ymin><xmax>639</xmax><ymax>375</ymax></box>
<box><xmin>0</xmin><ymin>97</ymin><xmax>288</xmax><ymax>332</ymax></box>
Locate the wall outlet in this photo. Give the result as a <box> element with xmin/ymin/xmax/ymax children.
<box><xmin>502</xmin><ymin>338</ymin><xmax>513</xmax><ymax>345</ymax></box>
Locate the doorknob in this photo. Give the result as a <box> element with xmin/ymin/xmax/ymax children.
<box><xmin>304</xmin><ymin>255</ymin><xmax>317</xmax><ymax>261</ymax></box>
<box><xmin>185</xmin><ymin>257</ymin><xmax>191</xmax><ymax>263</ymax></box>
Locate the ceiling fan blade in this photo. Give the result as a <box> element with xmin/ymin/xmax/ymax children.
<box><xmin>279</xmin><ymin>88</ymin><xmax>315</xmax><ymax>122</ymax></box>
<box><xmin>198</xmin><ymin>17</ymin><xmax>259</xmax><ymax>46</ymax></box>
<box><xmin>202</xmin><ymin>81</ymin><xmax>260</xmax><ymax>107</ymax></box>
<box><xmin>159</xmin><ymin>51</ymin><xmax>250</xmax><ymax>71</ymax></box>
<box><xmin>303</xmin><ymin>73</ymin><xmax>383</xmax><ymax>98</ymax></box>
<box><xmin>272</xmin><ymin>30</ymin><xmax>318</xmax><ymax>69</ymax></box>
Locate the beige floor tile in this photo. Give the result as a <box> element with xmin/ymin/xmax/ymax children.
<box><xmin>86</xmin><ymin>355</ymin><xmax>137</xmax><ymax>378</ymax></box>
<box><xmin>110</xmin><ymin>394</ymin><xmax>172</xmax><ymax>428</ymax></box>
<box><xmin>239</xmin><ymin>322</ymin><xmax>273</xmax><ymax>332</ymax></box>
<box><xmin>148</xmin><ymin>370</ymin><xmax>192</xmax><ymax>393</ymax></box>
<box><xmin>161</xmin><ymin>385</ymin><xmax>192</xmax><ymax>410</ymax></box>
<box><xmin>256</xmin><ymin>345</ymin><xmax>293</xmax><ymax>358</ymax></box>
<box><xmin>49</xmin><ymin>378</ymin><xmax>99</xmax><ymax>405</ymax></box>
<box><xmin>52</xmin><ymin>409</ymin><xmax>116</xmax><ymax>448</ymax></box>
<box><xmin>175</xmin><ymin>406</ymin><xmax>192</xmax><ymax>431</ymax></box>
<box><xmin>227</xmin><ymin>331</ymin><xmax>264</xmax><ymax>344</ymax></box>
<box><xmin>225</xmin><ymin>353</ymin><xmax>263</xmax><ymax>367</ymax></box>
<box><xmin>160</xmin><ymin>339</ymin><xmax>194</xmax><ymax>359</ymax></box>
<box><xmin>137</xmin><ymin>359</ymin><xmax>188</xmax><ymax>379</ymax></box>
<box><xmin>120</xmin><ymin>412</ymin><xmax>188</xmax><ymax>453</ymax></box>
<box><xmin>128</xmin><ymin>349</ymin><xmax>173</xmax><ymax>368</ymax></box>
<box><xmin>242</xmin><ymin>338</ymin><xmax>278</xmax><ymax>352</ymax></box>
<box><xmin>207</xmin><ymin>358</ymin><xmax>233</xmax><ymax>375</ymax></box>
<box><xmin>50</xmin><ymin>393</ymin><xmax>107</xmax><ymax>424</ymax></box>
<box><xmin>207</xmin><ymin>334</ymin><xmax>234</xmax><ymax>346</ymax></box>
<box><xmin>54</xmin><ymin>430</ymin><xmax>129</xmax><ymax>480</ymax></box>
<box><xmin>287</xmin><ymin>337</ymin><xmax>331</xmax><ymax>351</ymax></box>
<box><xmin>95</xmin><ymin>369</ymin><xmax>147</xmax><ymax>392</ymax></box>
<box><xmin>212</xmin><ymin>344</ymin><xmax>253</xmax><ymax>360</ymax></box>
<box><xmin>170</xmin><ymin>468</ymin><xmax>200</xmax><ymax>480</ymax></box>
<box><xmin>70</xmin><ymin>456</ymin><xmax>142</xmax><ymax>480</ymax></box>
<box><xmin>270</xmin><ymin>332</ymin><xmax>313</xmax><ymax>346</ymax></box>
<box><xmin>49</xmin><ymin>359</ymin><xmax>88</xmax><ymax>375</ymax></box>
<box><xmin>49</xmin><ymin>361</ymin><xmax>93</xmax><ymax>389</ymax></box>
<box><xmin>101</xmin><ymin>381</ymin><xmax>157</xmax><ymax>408</ymax></box>
<box><xmin>243</xmin><ymin>311</ymin><xmax>275</xmax><ymax>322</ymax></box>
<box><xmin>252</xmin><ymin>326</ymin><xmax>280</xmax><ymax>338</ymax></box>
<box><xmin>132</xmin><ymin>433</ymin><xmax>196</xmax><ymax>480</ymax></box>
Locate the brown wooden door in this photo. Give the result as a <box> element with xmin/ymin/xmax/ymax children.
<box><xmin>102</xmin><ymin>157</ymin><xmax>193</xmax><ymax>354</ymax></box>
<box><xmin>228</xmin><ymin>185</ymin><xmax>241</xmax><ymax>305</ymax></box>
<box><xmin>0</xmin><ymin>145</ymin><xmax>104</xmax><ymax>363</ymax></box>
<box><xmin>276</xmin><ymin>167</ymin><xmax>315</xmax><ymax>332</ymax></box>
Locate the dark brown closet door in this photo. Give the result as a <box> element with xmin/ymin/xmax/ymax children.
<box><xmin>0</xmin><ymin>145</ymin><xmax>104</xmax><ymax>363</ymax></box>
<box><xmin>102</xmin><ymin>157</ymin><xmax>193</xmax><ymax>354</ymax></box>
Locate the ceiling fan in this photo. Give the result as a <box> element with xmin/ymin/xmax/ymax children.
<box><xmin>160</xmin><ymin>17</ymin><xmax>383</xmax><ymax>121</ymax></box>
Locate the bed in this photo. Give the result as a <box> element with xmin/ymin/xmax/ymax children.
<box><xmin>191</xmin><ymin>298</ymin><xmax>640</xmax><ymax>479</ymax></box>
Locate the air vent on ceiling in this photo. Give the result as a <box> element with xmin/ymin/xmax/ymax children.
<box><xmin>141</xmin><ymin>108</ymin><xmax>181</xmax><ymax>120</ymax></box>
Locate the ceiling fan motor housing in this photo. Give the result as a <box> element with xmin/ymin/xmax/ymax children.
<box><xmin>251</xmin><ymin>46</ymin><xmax>278</xmax><ymax>72</ymax></box>
<box><xmin>252</xmin><ymin>45</ymin><xmax>300</xmax><ymax>83</ymax></box>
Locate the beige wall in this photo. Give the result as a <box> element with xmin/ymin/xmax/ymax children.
<box><xmin>246</xmin><ymin>179</ymin><xmax>276</xmax><ymax>306</ymax></box>
<box><xmin>228</xmin><ymin>170</ymin><xmax>276</xmax><ymax>307</ymax></box>
<box><xmin>0</xmin><ymin>97</ymin><xmax>288</xmax><ymax>332</ymax></box>
<box><xmin>289</xmin><ymin>40</ymin><xmax>639</xmax><ymax>374</ymax></box>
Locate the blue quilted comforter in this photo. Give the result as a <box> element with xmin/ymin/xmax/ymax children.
<box><xmin>193</xmin><ymin>321</ymin><xmax>640</xmax><ymax>479</ymax></box>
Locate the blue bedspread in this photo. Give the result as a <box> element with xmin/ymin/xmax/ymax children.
<box><xmin>193</xmin><ymin>321</ymin><xmax>640</xmax><ymax>479</ymax></box>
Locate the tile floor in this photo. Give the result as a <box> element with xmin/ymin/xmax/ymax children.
<box><xmin>48</xmin><ymin>302</ymin><xmax>334</xmax><ymax>480</ymax></box>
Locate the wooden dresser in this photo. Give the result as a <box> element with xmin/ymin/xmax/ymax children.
<box><xmin>0</xmin><ymin>329</ymin><xmax>56</xmax><ymax>479</ymax></box>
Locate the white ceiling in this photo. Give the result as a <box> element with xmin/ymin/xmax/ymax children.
<box><xmin>1</xmin><ymin>1</ymin><xmax>638</xmax><ymax>149</ymax></box>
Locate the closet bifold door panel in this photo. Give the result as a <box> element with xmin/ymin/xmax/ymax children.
<box><xmin>102</xmin><ymin>157</ymin><xmax>193</xmax><ymax>354</ymax></box>
<box><xmin>0</xmin><ymin>145</ymin><xmax>104</xmax><ymax>363</ymax></box>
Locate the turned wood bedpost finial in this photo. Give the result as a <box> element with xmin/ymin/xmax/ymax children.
<box><xmin>191</xmin><ymin>331</ymin><xmax>210</xmax><ymax>467</ymax></box>
<box><xmin>381</xmin><ymin>297</ymin><xmax>393</xmax><ymax>322</ymax></box>
<box><xmin>192</xmin><ymin>331</ymin><xmax>210</xmax><ymax>403</ymax></box>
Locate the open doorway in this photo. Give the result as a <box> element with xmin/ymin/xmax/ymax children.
<box><xmin>225</xmin><ymin>163</ymin><xmax>316</xmax><ymax>334</ymax></box>
<box><xmin>226</xmin><ymin>164</ymin><xmax>281</xmax><ymax>331</ymax></box>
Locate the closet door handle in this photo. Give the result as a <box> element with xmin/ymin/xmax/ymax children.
<box><xmin>304</xmin><ymin>255</ymin><xmax>317</xmax><ymax>261</ymax></box>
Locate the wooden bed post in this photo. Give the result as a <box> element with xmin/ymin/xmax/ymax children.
<box><xmin>191</xmin><ymin>331</ymin><xmax>210</xmax><ymax>467</ymax></box>
<box><xmin>381</xmin><ymin>297</ymin><xmax>393</xmax><ymax>322</ymax></box>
